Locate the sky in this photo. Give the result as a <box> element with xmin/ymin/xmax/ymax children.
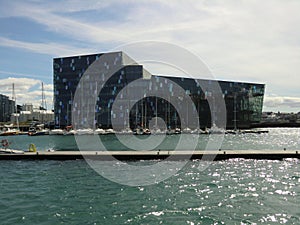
<box><xmin>0</xmin><ymin>0</ymin><xmax>300</xmax><ymax>112</ymax></box>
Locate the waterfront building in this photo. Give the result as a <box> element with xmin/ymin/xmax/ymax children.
<box><xmin>0</xmin><ymin>94</ymin><xmax>15</xmax><ymax>122</ymax></box>
<box><xmin>18</xmin><ymin>104</ymin><xmax>54</xmax><ymax>124</ymax></box>
<box><xmin>53</xmin><ymin>52</ymin><xmax>265</xmax><ymax>130</ymax></box>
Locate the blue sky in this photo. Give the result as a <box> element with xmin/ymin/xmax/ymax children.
<box><xmin>0</xmin><ymin>0</ymin><xmax>300</xmax><ymax>112</ymax></box>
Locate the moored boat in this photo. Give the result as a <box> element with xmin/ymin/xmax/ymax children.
<box><xmin>105</xmin><ymin>128</ymin><xmax>115</xmax><ymax>134</ymax></box>
<box><xmin>49</xmin><ymin>129</ymin><xmax>65</xmax><ymax>135</ymax></box>
<box><xmin>94</xmin><ymin>128</ymin><xmax>106</xmax><ymax>135</ymax></box>
<box><xmin>0</xmin><ymin>148</ymin><xmax>24</xmax><ymax>154</ymax></box>
<box><xmin>77</xmin><ymin>128</ymin><xmax>94</xmax><ymax>135</ymax></box>
<box><xmin>0</xmin><ymin>139</ymin><xmax>24</xmax><ymax>154</ymax></box>
<box><xmin>0</xmin><ymin>125</ymin><xmax>19</xmax><ymax>136</ymax></box>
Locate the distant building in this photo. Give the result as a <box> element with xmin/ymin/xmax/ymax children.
<box><xmin>53</xmin><ymin>52</ymin><xmax>265</xmax><ymax>129</ymax></box>
<box><xmin>0</xmin><ymin>94</ymin><xmax>15</xmax><ymax>122</ymax></box>
<box><xmin>22</xmin><ymin>103</ymin><xmax>33</xmax><ymax>112</ymax></box>
<box><xmin>18</xmin><ymin>103</ymin><xmax>54</xmax><ymax>124</ymax></box>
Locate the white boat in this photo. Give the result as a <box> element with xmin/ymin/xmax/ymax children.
<box><xmin>64</xmin><ymin>129</ymin><xmax>77</xmax><ymax>135</ymax></box>
<box><xmin>77</xmin><ymin>128</ymin><xmax>94</xmax><ymax>135</ymax></box>
<box><xmin>134</xmin><ymin>127</ymin><xmax>151</xmax><ymax>135</ymax></box>
<box><xmin>64</xmin><ymin>125</ymin><xmax>77</xmax><ymax>135</ymax></box>
<box><xmin>208</xmin><ymin>123</ymin><xmax>225</xmax><ymax>134</ymax></box>
<box><xmin>182</xmin><ymin>127</ymin><xmax>192</xmax><ymax>134</ymax></box>
<box><xmin>28</xmin><ymin>124</ymin><xmax>49</xmax><ymax>136</ymax></box>
<box><xmin>28</xmin><ymin>128</ymin><xmax>49</xmax><ymax>136</ymax></box>
<box><xmin>116</xmin><ymin>128</ymin><xmax>133</xmax><ymax>135</ymax></box>
<box><xmin>175</xmin><ymin>128</ymin><xmax>181</xmax><ymax>134</ymax></box>
<box><xmin>165</xmin><ymin>128</ymin><xmax>181</xmax><ymax>135</ymax></box>
<box><xmin>0</xmin><ymin>127</ymin><xmax>19</xmax><ymax>136</ymax></box>
<box><xmin>94</xmin><ymin>128</ymin><xmax>106</xmax><ymax>135</ymax></box>
<box><xmin>49</xmin><ymin>129</ymin><xmax>65</xmax><ymax>135</ymax></box>
<box><xmin>105</xmin><ymin>128</ymin><xmax>115</xmax><ymax>134</ymax></box>
<box><xmin>151</xmin><ymin>128</ymin><xmax>165</xmax><ymax>135</ymax></box>
<box><xmin>0</xmin><ymin>148</ymin><xmax>24</xmax><ymax>154</ymax></box>
<box><xmin>0</xmin><ymin>138</ymin><xmax>23</xmax><ymax>153</ymax></box>
<box><xmin>191</xmin><ymin>128</ymin><xmax>206</xmax><ymax>134</ymax></box>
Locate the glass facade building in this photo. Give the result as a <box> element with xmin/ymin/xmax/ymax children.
<box><xmin>53</xmin><ymin>52</ymin><xmax>265</xmax><ymax>130</ymax></box>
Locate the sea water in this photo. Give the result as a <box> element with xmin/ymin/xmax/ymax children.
<box><xmin>0</xmin><ymin>128</ymin><xmax>299</xmax><ymax>224</ymax></box>
<box><xmin>2</xmin><ymin>128</ymin><xmax>300</xmax><ymax>151</ymax></box>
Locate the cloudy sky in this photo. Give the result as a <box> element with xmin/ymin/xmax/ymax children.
<box><xmin>0</xmin><ymin>0</ymin><xmax>300</xmax><ymax>112</ymax></box>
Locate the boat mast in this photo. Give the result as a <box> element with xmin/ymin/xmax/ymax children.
<box><xmin>141</xmin><ymin>99</ymin><xmax>144</xmax><ymax>128</ymax></box>
<box><xmin>155</xmin><ymin>97</ymin><xmax>158</xmax><ymax>129</ymax></box>
<box><xmin>41</xmin><ymin>82</ymin><xmax>47</xmax><ymax>123</ymax></box>
<box><xmin>168</xmin><ymin>96</ymin><xmax>171</xmax><ymax>129</ymax></box>
<box><xmin>41</xmin><ymin>82</ymin><xmax>47</xmax><ymax>110</ymax></box>
<box><xmin>12</xmin><ymin>83</ymin><xmax>19</xmax><ymax>130</ymax></box>
<box><xmin>144</xmin><ymin>98</ymin><xmax>147</xmax><ymax>129</ymax></box>
<box><xmin>135</xmin><ymin>102</ymin><xmax>138</xmax><ymax>129</ymax></box>
<box><xmin>233</xmin><ymin>93</ymin><xmax>237</xmax><ymax>131</ymax></box>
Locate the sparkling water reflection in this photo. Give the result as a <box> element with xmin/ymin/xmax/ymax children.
<box><xmin>0</xmin><ymin>128</ymin><xmax>299</xmax><ymax>224</ymax></box>
<box><xmin>0</xmin><ymin>159</ymin><xmax>299</xmax><ymax>224</ymax></box>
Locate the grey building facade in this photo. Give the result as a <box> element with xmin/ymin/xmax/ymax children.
<box><xmin>0</xmin><ymin>94</ymin><xmax>15</xmax><ymax>122</ymax></box>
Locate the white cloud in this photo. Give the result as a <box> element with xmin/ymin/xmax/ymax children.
<box><xmin>0</xmin><ymin>37</ymin><xmax>94</xmax><ymax>57</ymax></box>
<box><xmin>264</xmin><ymin>95</ymin><xmax>300</xmax><ymax>112</ymax></box>
<box><xmin>9</xmin><ymin>1</ymin><xmax>131</xmax><ymax>44</ymax></box>
<box><xmin>1</xmin><ymin>0</ymin><xmax>300</xmax><ymax>112</ymax></box>
<box><xmin>0</xmin><ymin>77</ymin><xmax>53</xmax><ymax>110</ymax></box>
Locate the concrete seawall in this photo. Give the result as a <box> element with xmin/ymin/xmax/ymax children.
<box><xmin>0</xmin><ymin>150</ymin><xmax>299</xmax><ymax>161</ymax></box>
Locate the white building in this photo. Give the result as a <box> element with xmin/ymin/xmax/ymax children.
<box><xmin>16</xmin><ymin>103</ymin><xmax>54</xmax><ymax>123</ymax></box>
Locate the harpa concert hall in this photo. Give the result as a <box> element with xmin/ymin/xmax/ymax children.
<box><xmin>53</xmin><ymin>52</ymin><xmax>265</xmax><ymax>131</ymax></box>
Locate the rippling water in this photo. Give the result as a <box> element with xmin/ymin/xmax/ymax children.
<box><xmin>0</xmin><ymin>159</ymin><xmax>299</xmax><ymax>224</ymax></box>
<box><xmin>3</xmin><ymin>128</ymin><xmax>300</xmax><ymax>151</ymax></box>
<box><xmin>0</xmin><ymin>128</ymin><xmax>299</xmax><ymax>224</ymax></box>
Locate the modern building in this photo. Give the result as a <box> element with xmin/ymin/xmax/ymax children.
<box><xmin>53</xmin><ymin>52</ymin><xmax>265</xmax><ymax>130</ymax></box>
<box><xmin>0</xmin><ymin>94</ymin><xmax>15</xmax><ymax>122</ymax></box>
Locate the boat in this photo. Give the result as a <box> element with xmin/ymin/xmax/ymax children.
<box><xmin>94</xmin><ymin>128</ymin><xmax>106</xmax><ymax>135</ymax></box>
<box><xmin>116</xmin><ymin>128</ymin><xmax>133</xmax><ymax>135</ymax></box>
<box><xmin>28</xmin><ymin>124</ymin><xmax>49</xmax><ymax>136</ymax></box>
<box><xmin>0</xmin><ymin>139</ymin><xmax>24</xmax><ymax>154</ymax></box>
<box><xmin>134</xmin><ymin>127</ymin><xmax>151</xmax><ymax>135</ymax></box>
<box><xmin>182</xmin><ymin>127</ymin><xmax>192</xmax><ymax>134</ymax></box>
<box><xmin>0</xmin><ymin>148</ymin><xmax>24</xmax><ymax>154</ymax></box>
<box><xmin>77</xmin><ymin>128</ymin><xmax>94</xmax><ymax>135</ymax></box>
<box><xmin>0</xmin><ymin>124</ymin><xmax>19</xmax><ymax>136</ymax></box>
<box><xmin>151</xmin><ymin>128</ymin><xmax>165</xmax><ymax>135</ymax></box>
<box><xmin>28</xmin><ymin>128</ymin><xmax>49</xmax><ymax>136</ymax></box>
<box><xmin>208</xmin><ymin>123</ymin><xmax>225</xmax><ymax>134</ymax></box>
<box><xmin>105</xmin><ymin>128</ymin><xmax>115</xmax><ymax>134</ymax></box>
<box><xmin>64</xmin><ymin>129</ymin><xmax>77</xmax><ymax>135</ymax></box>
<box><xmin>64</xmin><ymin>125</ymin><xmax>77</xmax><ymax>135</ymax></box>
<box><xmin>49</xmin><ymin>129</ymin><xmax>65</xmax><ymax>135</ymax></box>
<box><xmin>191</xmin><ymin>128</ymin><xmax>206</xmax><ymax>134</ymax></box>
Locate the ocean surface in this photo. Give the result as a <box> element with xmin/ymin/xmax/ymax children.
<box><xmin>3</xmin><ymin>127</ymin><xmax>300</xmax><ymax>151</ymax></box>
<box><xmin>0</xmin><ymin>128</ymin><xmax>299</xmax><ymax>224</ymax></box>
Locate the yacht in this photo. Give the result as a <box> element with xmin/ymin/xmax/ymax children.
<box><xmin>28</xmin><ymin>124</ymin><xmax>49</xmax><ymax>136</ymax></box>
<box><xmin>49</xmin><ymin>129</ymin><xmax>65</xmax><ymax>135</ymax></box>
<box><xmin>105</xmin><ymin>128</ymin><xmax>115</xmax><ymax>134</ymax></box>
<box><xmin>182</xmin><ymin>127</ymin><xmax>192</xmax><ymax>134</ymax></box>
<box><xmin>77</xmin><ymin>128</ymin><xmax>94</xmax><ymax>135</ymax></box>
<box><xmin>0</xmin><ymin>124</ymin><xmax>19</xmax><ymax>136</ymax></box>
<box><xmin>94</xmin><ymin>128</ymin><xmax>106</xmax><ymax>135</ymax></box>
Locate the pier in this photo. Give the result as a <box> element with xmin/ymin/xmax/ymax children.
<box><xmin>0</xmin><ymin>150</ymin><xmax>299</xmax><ymax>161</ymax></box>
